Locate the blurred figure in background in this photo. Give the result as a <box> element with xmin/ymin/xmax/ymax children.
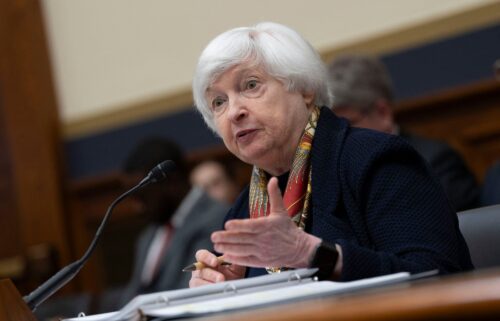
<box><xmin>494</xmin><ymin>58</ymin><xmax>500</xmax><ymax>80</ymax></box>
<box><xmin>481</xmin><ymin>161</ymin><xmax>500</xmax><ymax>206</ymax></box>
<box><xmin>190</xmin><ymin>160</ymin><xmax>240</xmax><ymax>205</ymax></box>
<box><xmin>328</xmin><ymin>54</ymin><xmax>480</xmax><ymax>212</ymax></box>
<box><xmin>117</xmin><ymin>137</ymin><xmax>229</xmax><ymax>306</ymax></box>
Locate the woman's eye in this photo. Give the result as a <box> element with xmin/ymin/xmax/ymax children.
<box><xmin>212</xmin><ymin>97</ymin><xmax>226</xmax><ymax>109</ymax></box>
<box><xmin>246</xmin><ymin>80</ymin><xmax>258</xmax><ymax>90</ymax></box>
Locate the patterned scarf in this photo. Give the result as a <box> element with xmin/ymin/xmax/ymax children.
<box><xmin>249</xmin><ymin>106</ymin><xmax>320</xmax><ymax>230</ymax></box>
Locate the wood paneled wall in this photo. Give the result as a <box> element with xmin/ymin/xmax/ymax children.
<box><xmin>0</xmin><ymin>0</ymin><xmax>71</xmax><ymax>293</ymax></box>
<box><xmin>395</xmin><ymin>79</ymin><xmax>500</xmax><ymax>182</ymax></box>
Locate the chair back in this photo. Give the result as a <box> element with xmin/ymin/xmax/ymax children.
<box><xmin>458</xmin><ymin>205</ymin><xmax>500</xmax><ymax>269</ymax></box>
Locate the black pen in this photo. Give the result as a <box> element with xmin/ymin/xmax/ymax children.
<box><xmin>182</xmin><ymin>256</ymin><xmax>231</xmax><ymax>272</ymax></box>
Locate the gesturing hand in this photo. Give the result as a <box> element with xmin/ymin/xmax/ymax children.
<box><xmin>211</xmin><ymin>177</ymin><xmax>321</xmax><ymax>269</ymax></box>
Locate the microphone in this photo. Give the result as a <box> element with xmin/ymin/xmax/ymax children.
<box><xmin>23</xmin><ymin>160</ymin><xmax>176</xmax><ymax>311</ymax></box>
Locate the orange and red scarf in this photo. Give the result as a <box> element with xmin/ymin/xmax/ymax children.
<box><xmin>249</xmin><ymin>106</ymin><xmax>320</xmax><ymax>229</ymax></box>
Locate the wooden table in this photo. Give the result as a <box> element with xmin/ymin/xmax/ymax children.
<box><xmin>200</xmin><ymin>268</ymin><xmax>500</xmax><ymax>321</ymax></box>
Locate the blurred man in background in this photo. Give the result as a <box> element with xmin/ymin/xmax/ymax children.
<box><xmin>118</xmin><ymin>138</ymin><xmax>229</xmax><ymax>306</ymax></box>
<box><xmin>328</xmin><ymin>54</ymin><xmax>480</xmax><ymax>212</ymax></box>
<box><xmin>190</xmin><ymin>160</ymin><xmax>240</xmax><ymax>205</ymax></box>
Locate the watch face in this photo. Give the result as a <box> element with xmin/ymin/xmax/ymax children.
<box><xmin>311</xmin><ymin>242</ymin><xmax>339</xmax><ymax>280</ymax></box>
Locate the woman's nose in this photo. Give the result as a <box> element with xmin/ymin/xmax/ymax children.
<box><xmin>227</xmin><ymin>95</ymin><xmax>247</xmax><ymax>122</ymax></box>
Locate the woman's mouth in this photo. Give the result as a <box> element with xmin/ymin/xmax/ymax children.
<box><xmin>236</xmin><ymin>129</ymin><xmax>258</xmax><ymax>143</ymax></box>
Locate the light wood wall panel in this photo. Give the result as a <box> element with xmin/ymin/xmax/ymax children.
<box><xmin>0</xmin><ymin>0</ymin><xmax>71</xmax><ymax>293</ymax></box>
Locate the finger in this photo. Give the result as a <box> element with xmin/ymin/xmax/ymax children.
<box><xmin>211</xmin><ymin>231</ymin><xmax>256</xmax><ymax>244</ymax></box>
<box><xmin>214</xmin><ymin>242</ymin><xmax>258</xmax><ymax>257</ymax></box>
<box><xmin>199</xmin><ymin>267</ymin><xmax>226</xmax><ymax>283</ymax></box>
<box><xmin>195</xmin><ymin>249</ymin><xmax>219</xmax><ymax>267</ymax></box>
<box><xmin>223</xmin><ymin>253</ymin><xmax>266</xmax><ymax>268</ymax></box>
<box><xmin>267</xmin><ymin>177</ymin><xmax>287</xmax><ymax>216</ymax></box>
<box><xmin>189</xmin><ymin>276</ymin><xmax>214</xmax><ymax>288</ymax></box>
<box><xmin>192</xmin><ymin>269</ymin><xmax>201</xmax><ymax>278</ymax></box>
<box><xmin>224</xmin><ymin>219</ymin><xmax>267</xmax><ymax>233</ymax></box>
<box><xmin>189</xmin><ymin>269</ymin><xmax>214</xmax><ymax>288</ymax></box>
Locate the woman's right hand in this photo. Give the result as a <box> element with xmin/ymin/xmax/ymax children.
<box><xmin>189</xmin><ymin>249</ymin><xmax>246</xmax><ymax>288</ymax></box>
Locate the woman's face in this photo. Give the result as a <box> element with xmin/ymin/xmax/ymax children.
<box><xmin>206</xmin><ymin>63</ymin><xmax>314</xmax><ymax>175</ymax></box>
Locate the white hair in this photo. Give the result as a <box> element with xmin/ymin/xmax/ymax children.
<box><xmin>192</xmin><ymin>22</ymin><xmax>333</xmax><ymax>132</ymax></box>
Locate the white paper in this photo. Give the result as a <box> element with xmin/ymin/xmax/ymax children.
<box><xmin>143</xmin><ymin>272</ymin><xmax>410</xmax><ymax>319</ymax></box>
<box><xmin>64</xmin><ymin>271</ymin><xmax>411</xmax><ymax>321</ymax></box>
<box><xmin>63</xmin><ymin>268</ymin><xmax>319</xmax><ymax>321</ymax></box>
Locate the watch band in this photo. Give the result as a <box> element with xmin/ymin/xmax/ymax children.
<box><xmin>309</xmin><ymin>241</ymin><xmax>339</xmax><ymax>280</ymax></box>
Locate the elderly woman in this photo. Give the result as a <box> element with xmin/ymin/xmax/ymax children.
<box><xmin>189</xmin><ymin>22</ymin><xmax>472</xmax><ymax>286</ymax></box>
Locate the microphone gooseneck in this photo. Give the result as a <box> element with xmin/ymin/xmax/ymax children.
<box><xmin>23</xmin><ymin>160</ymin><xmax>176</xmax><ymax>311</ymax></box>
<box><xmin>139</xmin><ymin>159</ymin><xmax>176</xmax><ymax>185</ymax></box>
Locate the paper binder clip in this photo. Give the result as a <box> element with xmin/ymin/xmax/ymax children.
<box><xmin>156</xmin><ymin>295</ymin><xmax>170</xmax><ymax>305</ymax></box>
<box><xmin>288</xmin><ymin>272</ymin><xmax>302</xmax><ymax>283</ymax></box>
<box><xmin>223</xmin><ymin>283</ymin><xmax>237</xmax><ymax>294</ymax></box>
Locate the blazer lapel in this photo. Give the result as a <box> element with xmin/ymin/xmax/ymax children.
<box><xmin>311</xmin><ymin>107</ymin><xmax>349</xmax><ymax>222</ymax></box>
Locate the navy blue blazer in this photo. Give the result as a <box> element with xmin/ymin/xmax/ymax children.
<box><xmin>224</xmin><ymin>107</ymin><xmax>473</xmax><ymax>281</ymax></box>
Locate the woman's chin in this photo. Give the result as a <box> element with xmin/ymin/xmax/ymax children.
<box><xmin>235</xmin><ymin>148</ymin><xmax>270</xmax><ymax>167</ymax></box>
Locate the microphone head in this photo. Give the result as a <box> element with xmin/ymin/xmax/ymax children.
<box><xmin>148</xmin><ymin>160</ymin><xmax>176</xmax><ymax>183</ymax></box>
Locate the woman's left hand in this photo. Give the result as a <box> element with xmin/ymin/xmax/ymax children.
<box><xmin>211</xmin><ymin>177</ymin><xmax>321</xmax><ymax>268</ymax></box>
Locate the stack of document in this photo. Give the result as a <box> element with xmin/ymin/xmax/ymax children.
<box><xmin>64</xmin><ymin>269</ymin><xmax>412</xmax><ymax>321</ymax></box>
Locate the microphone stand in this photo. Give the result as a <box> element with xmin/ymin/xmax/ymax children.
<box><xmin>23</xmin><ymin>160</ymin><xmax>175</xmax><ymax>311</ymax></box>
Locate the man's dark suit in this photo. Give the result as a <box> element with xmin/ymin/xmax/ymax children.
<box><xmin>401</xmin><ymin>132</ymin><xmax>480</xmax><ymax>212</ymax></box>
